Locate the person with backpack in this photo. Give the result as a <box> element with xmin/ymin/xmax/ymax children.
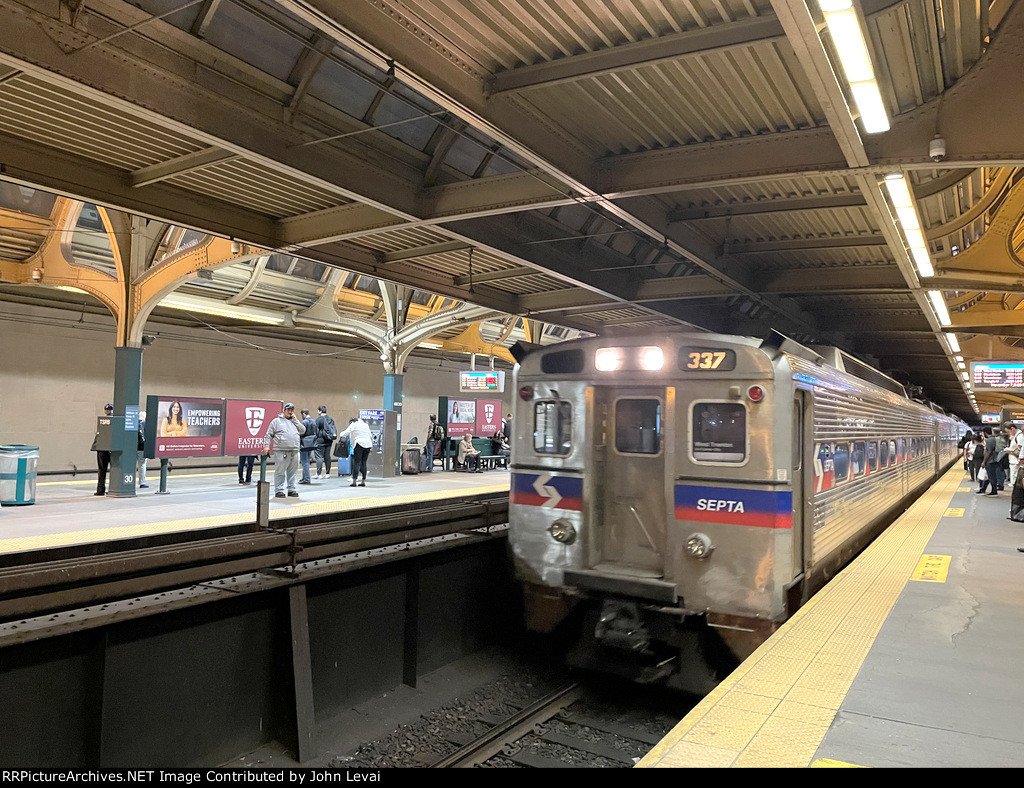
<box><xmin>978</xmin><ymin>427</ymin><xmax>999</xmax><ymax>496</ymax></box>
<box><xmin>314</xmin><ymin>405</ymin><xmax>337</xmax><ymax>479</ymax></box>
<box><xmin>971</xmin><ymin>435</ymin><xmax>985</xmax><ymax>486</ymax></box>
<box><xmin>424</xmin><ymin>415</ymin><xmax>444</xmax><ymax>473</ymax></box>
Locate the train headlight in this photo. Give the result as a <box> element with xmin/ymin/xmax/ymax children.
<box><xmin>638</xmin><ymin>346</ymin><xmax>664</xmax><ymax>371</ymax></box>
<box><xmin>685</xmin><ymin>533</ymin><xmax>713</xmax><ymax>559</ymax></box>
<box><xmin>549</xmin><ymin>519</ymin><xmax>577</xmax><ymax>544</ymax></box>
<box><xmin>595</xmin><ymin>347</ymin><xmax>623</xmax><ymax>371</ymax></box>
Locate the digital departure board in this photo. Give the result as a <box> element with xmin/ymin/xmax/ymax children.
<box><xmin>459</xmin><ymin>370</ymin><xmax>505</xmax><ymax>393</ymax></box>
<box><xmin>971</xmin><ymin>362</ymin><xmax>1024</xmax><ymax>389</ymax></box>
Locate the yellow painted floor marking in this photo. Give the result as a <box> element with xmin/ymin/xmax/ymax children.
<box><xmin>0</xmin><ymin>483</ymin><xmax>508</xmax><ymax>553</ymax></box>
<box><xmin>637</xmin><ymin>465</ymin><xmax>961</xmax><ymax>769</ymax></box>
<box><xmin>911</xmin><ymin>554</ymin><xmax>951</xmax><ymax>583</ymax></box>
<box><xmin>959</xmin><ymin>487</ymin><xmax>973</xmax><ymax>492</ymax></box>
<box><xmin>944</xmin><ymin>507</ymin><xmax>965</xmax><ymax>517</ymax></box>
<box><xmin>811</xmin><ymin>758</ymin><xmax>867</xmax><ymax>767</ymax></box>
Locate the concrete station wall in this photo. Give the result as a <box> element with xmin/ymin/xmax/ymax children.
<box><xmin>0</xmin><ymin>301</ymin><xmax>512</xmax><ymax>473</ymax></box>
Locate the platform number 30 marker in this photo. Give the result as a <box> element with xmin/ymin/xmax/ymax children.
<box><xmin>124</xmin><ymin>474</ymin><xmax>134</xmax><ymax>484</ymax></box>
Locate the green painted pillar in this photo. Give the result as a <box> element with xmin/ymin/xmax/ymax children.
<box><xmin>109</xmin><ymin>346</ymin><xmax>144</xmax><ymax>497</ymax></box>
<box><xmin>384</xmin><ymin>373</ymin><xmax>404</xmax><ymax>466</ymax></box>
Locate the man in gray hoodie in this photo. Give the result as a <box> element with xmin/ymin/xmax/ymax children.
<box><xmin>265</xmin><ymin>403</ymin><xmax>305</xmax><ymax>498</ymax></box>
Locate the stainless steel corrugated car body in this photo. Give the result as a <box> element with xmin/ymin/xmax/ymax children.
<box><xmin>509</xmin><ymin>331</ymin><xmax>962</xmax><ymax>693</ymax></box>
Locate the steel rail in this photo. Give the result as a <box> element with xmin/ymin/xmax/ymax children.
<box><xmin>430</xmin><ymin>682</ymin><xmax>585</xmax><ymax>768</ymax></box>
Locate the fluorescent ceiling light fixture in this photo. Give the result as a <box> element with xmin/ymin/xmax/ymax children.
<box><xmin>885</xmin><ymin>175</ymin><xmax>934</xmax><ymax>278</ymax></box>
<box><xmin>955</xmin><ymin>355</ymin><xmax>964</xmax><ymax>362</ymax></box>
<box><xmin>819</xmin><ymin>1</ymin><xmax>890</xmax><ymax>133</ymax></box>
<box><xmin>418</xmin><ymin>341</ymin><xmax>443</xmax><ymax>349</ymax></box>
<box><xmin>962</xmin><ymin>371</ymin><xmax>970</xmax><ymax>381</ymax></box>
<box><xmin>160</xmin><ymin>296</ymin><xmax>285</xmax><ymax>325</ymax></box>
<box><xmin>928</xmin><ymin>290</ymin><xmax>951</xmax><ymax>326</ymax></box>
<box><xmin>946</xmin><ymin>332</ymin><xmax>961</xmax><ymax>353</ymax></box>
<box><xmin>883</xmin><ymin>173</ymin><xmax>913</xmax><ymax>207</ymax></box>
<box><xmin>957</xmin><ymin>362</ymin><xmax>966</xmax><ymax>369</ymax></box>
<box><xmin>55</xmin><ymin>285</ymin><xmax>89</xmax><ymax>294</ymax></box>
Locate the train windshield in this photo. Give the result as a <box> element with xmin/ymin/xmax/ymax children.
<box><xmin>533</xmin><ymin>400</ymin><xmax>572</xmax><ymax>455</ymax></box>
<box><xmin>691</xmin><ymin>402</ymin><xmax>746</xmax><ymax>462</ymax></box>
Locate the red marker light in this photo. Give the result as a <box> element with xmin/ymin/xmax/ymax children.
<box><xmin>519</xmin><ymin>385</ymin><xmax>534</xmax><ymax>401</ymax></box>
<box><xmin>747</xmin><ymin>385</ymin><xmax>765</xmax><ymax>402</ymax></box>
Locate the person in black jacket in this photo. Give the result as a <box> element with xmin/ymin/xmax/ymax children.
<box><xmin>93</xmin><ymin>403</ymin><xmax>114</xmax><ymax>496</ymax></box>
<box><xmin>298</xmin><ymin>408</ymin><xmax>318</xmax><ymax>484</ymax></box>
<box><xmin>314</xmin><ymin>405</ymin><xmax>336</xmax><ymax>479</ymax></box>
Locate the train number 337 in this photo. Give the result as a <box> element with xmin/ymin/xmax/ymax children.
<box><xmin>686</xmin><ymin>351</ymin><xmax>727</xmax><ymax>369</ymax></box>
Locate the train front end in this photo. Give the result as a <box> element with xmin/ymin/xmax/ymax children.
<box><xmin>509</xmin><ymin>334</ymin><xmax>797</xmax><ymax>693</ymax></box>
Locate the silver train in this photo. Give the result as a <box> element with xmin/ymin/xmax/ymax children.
<box><xmin>508</xmin><ymin>330</ymin><xmax>963</xmax><ymax>693</ymax></box>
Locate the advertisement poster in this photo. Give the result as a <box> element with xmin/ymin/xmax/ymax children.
<box><xmin>149</xmin><ymin>396</ymin><xmax>225</xmax><ymax>458</ymax></box>
<box><xmin>224</xmin><ymin>399</ymin><xmax>281</xmax><ymax>456</ymax></box>
<box><xmin>475</xmin><ymin>399</ymin><xmax>503</xmax><ymax>436</ymax></box>
<box><xmin>447</xmin><ymin>399</ymin><xmax>476</xmax><ymax>437</ymax></box>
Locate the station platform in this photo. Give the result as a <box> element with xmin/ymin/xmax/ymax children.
<box><xmin>0</xmin><ymin>465</ymin><xmax>509</xmax><ymax>558</ymax></box>
<box><xmin>638</xmin><ymin>464</ymin><xmax>1024</xmax><ymax>768</ymax></box>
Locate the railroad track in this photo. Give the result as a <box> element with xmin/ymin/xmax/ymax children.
<box><xmin>430</xmin><ymin>681</ymin><xmax>673</xmax><ymax>768</ymax></box>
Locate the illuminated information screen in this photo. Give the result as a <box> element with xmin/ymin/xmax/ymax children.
<box><xmin>459</xmin><ymin>370</ymin><xmax>505</xmax><ymax>393</ymax></box>
<box><xmin>971</xmin><ymin>362</ymin><xmax>1024</xmax><ymax>389</ymax></box>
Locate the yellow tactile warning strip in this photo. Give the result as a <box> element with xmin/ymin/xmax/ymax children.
<box><xmin>637</xmin><ymin>465</ymin><xmax>962</xmax><ymax>768</ymax></box>
<box><xmin>0</xmin><ymin>481</ymin><xmax>509</xmax><ymax>554</ymax></box>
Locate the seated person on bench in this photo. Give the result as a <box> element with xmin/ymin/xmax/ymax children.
<box><xmin>490</xmin><ymin>433</ymin><xmax>510</xmax><ymax>466</ymax></box>
<box><xmin>458</xmin><ymin>434</ymin><xmax>482</xmax><ymax>472</ymax></box>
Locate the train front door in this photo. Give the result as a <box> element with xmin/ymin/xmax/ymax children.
<box><xmin>593</xmin><ymin>388</ymin><xmax>669</xmax><ymax>574</ymax></box>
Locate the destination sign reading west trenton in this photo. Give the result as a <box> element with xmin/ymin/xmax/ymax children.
<box><xmin>971</xmin><ymin>362</ymin><xmax>1024</xmax><ymax>389</ymax></box>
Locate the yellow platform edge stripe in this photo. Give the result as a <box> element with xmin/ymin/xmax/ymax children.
<box><xmin>0</xmin><ymin>483</ymin><xmax>509</xmax><ymax>554</ymax></box>
<box><xmin>636</xmin><ymin>466</ymin><xmax>961</xmax><ymax>769</ymax></box>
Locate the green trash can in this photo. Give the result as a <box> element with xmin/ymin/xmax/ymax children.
<box><xmin>0</xmin><ymin>444</ymin><xmax>39</xmax><ymax>506</ymax></box>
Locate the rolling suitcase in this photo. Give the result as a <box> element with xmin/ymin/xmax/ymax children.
<box><xmin>336</xmin><ymin>456</ymin><xmax>351</xmax><ymax>477</ymax></box>
<box><xmin>401</xmin><ymin>448</ymin><xmax>421</xmax><ymax>475</ymax></box>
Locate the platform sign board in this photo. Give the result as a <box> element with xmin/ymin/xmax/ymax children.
<box><xmin>446</xmin><ymin>399</ymin><xmax>476</xmax><ymax>437</ymax></box>
<box><xmin>224</xmin><ymin>399</ymin><xmax>280</xmax><ymax>456</ymax></box>
<box><xmin>981</xmin><ymin>413</ymin><xmax>1002</xmax><ymax>424</ymax></box>
<box><xmin>971</xmin><ymin>361</ymin><xmax>1024</xmax><ymax>390</ymax></box>
<box><xmin>459</xmin><ymin>370</ymin><xmax>505</xmax><ymax>393</ymax></box>
<box><xmin>475</xmin><ymin>399</ymin><xmax>503</xmax><ymax>436</ymax></box>
<box><xmin>146</xmin><ymin>396</ymin><xmax>225</xmax><ymax>458</ymax></box>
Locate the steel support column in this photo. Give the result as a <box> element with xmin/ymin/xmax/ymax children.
<box><xmin>288</xmin><ymin>585</ymin><xmax>317</xmax><ymax>763</ymax></box>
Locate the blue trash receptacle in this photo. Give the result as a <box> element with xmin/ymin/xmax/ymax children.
<box><xmin>0</xmin><ymin>444</ymin><xmax>39</xmax><ymax>506</ymax></box>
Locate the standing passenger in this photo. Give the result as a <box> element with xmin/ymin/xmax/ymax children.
<box><xmin>265</xmin><ymin>403</ymin><xmax>304</xmax><ymax>498</ymax></box>
<box><xmin>971</xmin><ymin>436</ymin><xmax>986</xmax><ymax>490</ymax></box>
<box><xmin>314</xmin><ymin>405</ymin><xmax>336</xmax><ymax>479</ymax></box>
<box><xmin>424</xmin><ymin>415</ymin><xmax>444</xmax><ymax>473</ymax></box>
<box><xmin>502</xmin><ymin>413</ymin><xmax>512</xmax><ymax>441</ymax></box>
<box><xmin>298</xmin><ymin>408</ymin><xmax>317</xmax><ymax>484</ymax></box>
<box><xmin>237</xmin><ymin>454</ymin><xmax>256</xmax><ymax>485</ymax></box>
<box><xmin>337</xmin><ymin>415</ymin><xmax>373</xmax><ymax>487</ymax></box>
<box><xmin>978</xmin><ymin>427</ymin><xmax>998</xmax><ymax>495</ymax></box>
<box><xmin>1005</xmin><ymin>422</ymin><xmax>1024</xmax><ymax>487</ymax></box>
<box><xmin>92</xmin><ymin>403</ymin><xmax>114</xmax><ymax>496</ymax></box>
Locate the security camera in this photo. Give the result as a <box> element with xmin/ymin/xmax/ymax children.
<box><xmin>929</xmin><ymin>135</ymin><xmax>946</xmax><ymax>162</ymax></box>
<box><xmin>141</xmin><ymin>335</ymin><xmax>156</xmax><ymax>346</ymax></box>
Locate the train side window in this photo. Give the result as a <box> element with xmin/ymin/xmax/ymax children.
<box><xmin>851</xmin><ymin>441</ymin><xmax>866</xmax><ymax>476</ymax></box>
<box><xmin>533</xmin><ymin>400</ymin><xmax>573</xmax><ymax>455</ymax></box>
<box><xmin>868</xmin><ymin>441</ymin><xmax>878</xmax><ymax>472</ymax></box>
<box><xmin>890</xmin><ymin>440</ymin><xmax>898</xmax><ymax>464</ymax></box>
<box><xmin>691</xmin><ymin>402</ymin><xmax>746</xmax><ymax>463</ymax></box>
<box><xmin>833</xmin><ymin>442</ymin><xmax>850</xmax><ymax>482</ymax></box>
<box><xmin>615</xmin><ymin>399</ymin><xmax>661</xmax><ymax>454</ymax></box>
